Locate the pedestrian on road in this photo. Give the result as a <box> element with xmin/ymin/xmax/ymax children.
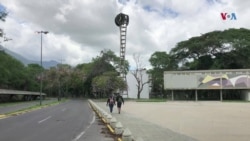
<box><xmin>116</xmin><ymin>94</ymin><xmax>124</xmax><ymax>114</ymax></box>
<box><xmin>107</xmin><ymin>95</ymin><xmax>115</xmax><ymax>113</ymax></box>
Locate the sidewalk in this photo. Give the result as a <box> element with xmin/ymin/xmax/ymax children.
<box><xmin>94</xmin><ymin>101</ymin><xmax>198</xmax><ymax>141</ymax></box>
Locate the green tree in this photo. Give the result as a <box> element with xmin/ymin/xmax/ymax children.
<box><xmin>57</xmin><ymin>64</ymin><xmax>72</xmax><ymax>98</ymax></box>
<box><xmin>0</xmin><ymin>51</ymin><xmax>26</xmax><ymax>89</ymax></box>
<box><xmin>44</xmin><ymin>64</ymin><xmax>72</xmax><ymax>97</ymax></box>
<box><xmin>82</xmin><ymin>50</ymin><xmax>129</xmax><ymax>98</ymax></box>
<box><xmin>92</xmin><ymin>71</ymin><xmax>126</xmax><ymax>98</ymax></box>
<box><xmin>75</xmin><ymin>62</ymin><xmax>94</xmax><ymax>97</ymax></box>
<box><xmin>149</xmin><ymin>51</ymin><xmax>177</xmax><ymax>95</ymax></box>
<box><xmin>170</xmin><ymin>28</ymin><xmax>250</xmax><ymax>70</ymax></box>
<box><xmin>24</xmin><ymin>64</ymin><xmax>43</xmax><ymax>91</ymax></box>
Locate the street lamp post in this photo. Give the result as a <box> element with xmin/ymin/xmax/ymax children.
<box><xmin>36</xmin><ymin>31</ymin><xmax>49</xmax><ymax>105</ymax></box>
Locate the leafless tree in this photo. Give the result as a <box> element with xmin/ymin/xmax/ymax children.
<box><xmin>131</xmin><ymin>54</ymin><xmax>150</xmax><ymax>99</ymax></box>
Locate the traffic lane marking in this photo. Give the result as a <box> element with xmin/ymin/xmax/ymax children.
<box><xmin>72</xmin><ymin>111</ymin><xmax>95</xmax><ymax>141</ymax></box>
<box><xmin>38</xmin><ymin>116</ymin><xmax>51</xmax><ymax>124</ymax></box>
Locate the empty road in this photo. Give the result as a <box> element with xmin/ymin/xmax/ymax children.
<box><xmin>0</xmin><ymin>99</ymin><xmax>112</xmax><ymax>141</ymax></box>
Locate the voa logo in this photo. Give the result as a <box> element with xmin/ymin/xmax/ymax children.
<box><xmin>221</xmin><ymin>13</ymin><xmax>237</xmax><ymax>20</ymax></box>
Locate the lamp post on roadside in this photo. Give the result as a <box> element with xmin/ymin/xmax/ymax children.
<box><xmin>36</xmin><ymin>31</ymin><xmax>49</xmax><ymax>105</ymax></box>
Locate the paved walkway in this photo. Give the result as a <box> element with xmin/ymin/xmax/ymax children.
<box><xmin>94</xmin><ymin>101</ymin><xmax>198</xmax><ymax>141</ymax></box>
<box><xmin>94</xmin><ymin>101</ymin><xmax>250</xmax><ymax>141</ymax></box>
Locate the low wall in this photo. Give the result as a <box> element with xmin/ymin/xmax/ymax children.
<box><xmin>88</xmin><ymin>100</ymin><xmax>143</xmax><ymax>141</ymax></box>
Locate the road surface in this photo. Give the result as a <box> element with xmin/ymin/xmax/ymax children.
<box><xmin>0</xmin><ymin>99</ymin><xmax>113</xmax><ymax>141</ymax></box>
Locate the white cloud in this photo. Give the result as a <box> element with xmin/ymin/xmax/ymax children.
<box><xmin>54</xmin><ymin>13</ymin><xmax>67</xmax><ymax>23</ymax></box>
<box><xmin>0</xmin><ymin>0</ymin><xmax>249</xmax><ymax>69</ymax></box>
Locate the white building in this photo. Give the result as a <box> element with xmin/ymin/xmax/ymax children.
<box><xmin>164</xmin><ymin>69</ymin><xmax>250</xmax><ymax>101</ymax></box>
<box><xmin>125</xmin><ymin>69</ymin><xmax>150</xmax><ymax>99</ymax></box>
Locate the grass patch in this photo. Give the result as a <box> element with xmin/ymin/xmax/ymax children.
<box><xmin>0</xmin><ymin>98</ymin><xmax>67</xmax><ymax>107</ymax></box>
<box><xmin>0</xmin><ymin>101</ymin><xmax>29</xmax><ymax>107</ymax></box>
<box><xmin>222</xmin><ymin>100</ymin><xmax>250</xmax><ymax>103</ymax></box>
<box><xmin>136</xmin><ymin>98</ymin><xmax>167</xmax><ymax>102</ymax></box>
<box><xmin>4</xmin><ymin>98</ymin><xmax>68</xmax><ymax>115</ymax></box>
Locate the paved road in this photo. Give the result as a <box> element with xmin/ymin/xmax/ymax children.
<box><xmin>0</xmin><ymin>99</ymin><xmax>114</xmax><ymax>141</ymax></box>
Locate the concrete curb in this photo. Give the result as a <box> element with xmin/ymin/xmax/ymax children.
<box><xmin>88</xmin><ymin>100</ymin><xmax>143</xmax><ymax>141</ymax></box>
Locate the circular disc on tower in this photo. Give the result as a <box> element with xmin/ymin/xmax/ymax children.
<box><xmin>115</xmin><ymin>13</ymin><xmax>129</xmax><ymax>26</ymax></box>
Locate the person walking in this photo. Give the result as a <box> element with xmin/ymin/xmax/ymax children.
<box><xmin>116</xmin><ymin>94</ymin><xmax>124</xmax><ymax>114</ymax></box>
<box><xmin>107</xmin><ymin>95</ymin><xmax>115</xmax><ymax>113</ymax></box>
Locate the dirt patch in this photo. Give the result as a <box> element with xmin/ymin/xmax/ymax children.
<box><xmin>96</xmin><ymin>116</ymin><xmax>118</xmax><ymax>140</ymax></box>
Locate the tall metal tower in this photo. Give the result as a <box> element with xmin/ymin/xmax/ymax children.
<box><xmin>115</xmin><ymin>13</ymin><xmax>129</xmax><ymax>96</ymax></box>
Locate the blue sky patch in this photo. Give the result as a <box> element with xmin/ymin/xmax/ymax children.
<box><xmin>0</xmin><ymin>3</ymin><xmax>6</xmax><ymax>12</ymax></box>
<box><xmin>206</xmin><ymin>0</ymin><xmax>215</xmax><ymax>5</ymax></box>
<box><xmin>163</xmin><ymin>7</ymin><xmax>179</xmax><ymax>17</ymax></box>
<box><xmin>143</xmin><ymin>5</ymin><xmax>178</xmax><ymax>18</ymax></box>
<box><xmin>143</xmin><ymin>5</ymin><xmax>157</xmax><ymax>13</ymax></box>
<box><xmin>118</xmin><ymin>0</ymin><xmax>130</xmax><ymax>5</ymax></box>
<box><xmin>206</xmin><ymin>0</ymin><xmax>227</xmax><ymax>5</ymax></box>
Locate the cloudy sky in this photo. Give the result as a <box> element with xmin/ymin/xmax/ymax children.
<box><xmin>0</xmin><ymin>0</ymin><xmax>249</xmax><ymax>69</ymax></box>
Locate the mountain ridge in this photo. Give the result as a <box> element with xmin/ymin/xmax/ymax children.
<box><xmin>0</xmin><ymin>45</ymin><xmax>59</xmax><ymax>69</ymax></box>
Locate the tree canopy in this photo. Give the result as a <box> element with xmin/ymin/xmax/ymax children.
<box><xmin>0</xmin><ymin>51</ymin><xmax>27</xmax><ymax>89</ymax></box>
<box><xmin>92</xmin><ymin>71</ymin><xmax>126</xmax><ymax>97</ymax></box>
<box><xmin>170</xmin><ymin>28</ymin><xmax>250</xmax><ymax>70</ymax></box>
<box><xmin>149</xmin><ymin>52</ymin><xmax>172</xmax><ymax>94</ymax></box>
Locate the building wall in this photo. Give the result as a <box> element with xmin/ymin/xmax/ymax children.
<box><xmin>164</xmin><ymin>74</ymin><xmax>197</xmax><ymax>89</ymax></box>
<box><xmin>164</xmin><ymin>69</ymin><xmax>250</xmax><ymax>101</ymax></box>
<box><xmin>164</xmin><ymin>69</ymin><xmax>250</xmax><ymax>90</ymax></box>
<box><xmin>126</xmin><ymin>70</ymin><xmax>149</xmax><ymax>99</ymax></box>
